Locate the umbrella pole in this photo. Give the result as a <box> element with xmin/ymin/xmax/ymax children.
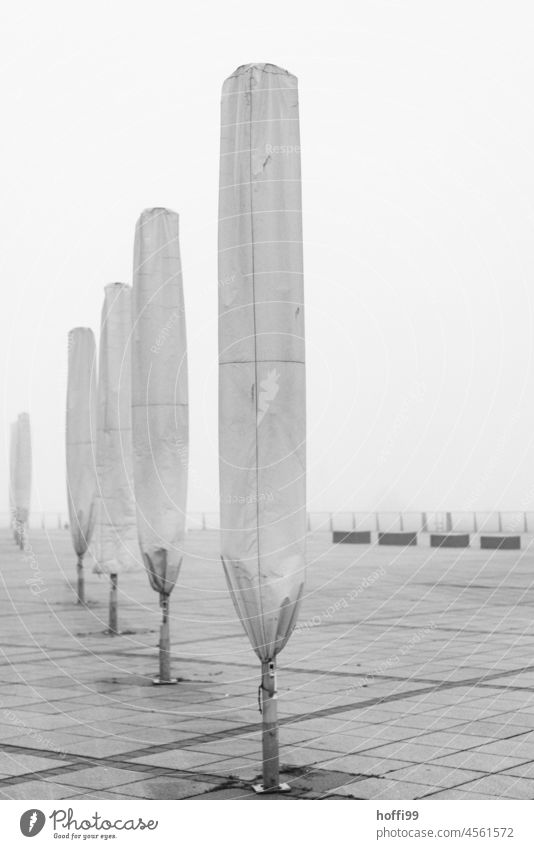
<box><xmin>108</xmin><ymin>572</ymin><xmax>119</xmax><ymax>635</ymax></box>
<box><xmin>153</xmin><ymin>592</ymin><xmax>177</xmax><ymax>685</ymax></box>
<box><xmin>76</xmin><ymin>556</ymin><xmax>85</xmax><ymax>605</ymax></box>
<box><xmin>253</xmin><ymin>659</ymin><xmax>289</xmax><ymax>793</ymax></box>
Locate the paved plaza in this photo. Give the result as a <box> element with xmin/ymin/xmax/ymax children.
<box><xmin>1</xmin><ymin>529</ymin><xmax>534</xmax><ymax>799</ymax></box>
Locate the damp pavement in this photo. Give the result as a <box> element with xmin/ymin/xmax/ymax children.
<box><xmin>1</xmin><ymin>529</ymin><xmax>534</xmax><ymax>800</ymax></box>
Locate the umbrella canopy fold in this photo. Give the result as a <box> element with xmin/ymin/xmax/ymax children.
<box><xmin>14</xmin><ymin>412</ymin><xmax>32</xmax><ymax>528</ymax></box>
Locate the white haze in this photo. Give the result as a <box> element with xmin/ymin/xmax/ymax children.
<box><xmin>1</xmin><ymin>0</ymin><xmax>534</xmax><ymax>515</ymax></box>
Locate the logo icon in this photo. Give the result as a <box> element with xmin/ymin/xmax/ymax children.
<box><xmin>20</xmin><ymin>810</ymin><xmax>45</xmax><ymax>837</ymax></box>
<box><xmin>257</xmin><ymin>369</ymin><xmax>280</xmax><ymax>424</ymax></box>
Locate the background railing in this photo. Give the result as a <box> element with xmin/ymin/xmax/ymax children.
<box><xmin>2</xmin><ymin>510</ymin><xmax>534</xmax><ymax>534</ymax></box>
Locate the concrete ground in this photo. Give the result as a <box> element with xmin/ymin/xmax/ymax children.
<box><xmin>1</xmin><ymin>529</ymin><xmax>534</xmax><ymax>800</ymax></box>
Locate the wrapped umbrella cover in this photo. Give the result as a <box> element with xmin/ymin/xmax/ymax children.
<box><xmin>14</xmin><ymin>412</ymin><xmax>32</xmax><ymax>547</ymax></box>
<box><xmin>218</xmin><ymin>63</ymin><xmax>306</xmax><ymax>789</ymax></box>
<box><xmin>95</xmin><ymin>283</ymin><xmax>138</xmax><ymax>631</ymax></box>
<box><xmin>66</xmin><ymin>327</ymin><xmax>98</xmax><ymax>603</ymax></box>
<box><xmin>132</xmin><ymin>208</ymin><xmax>188</xmax><ymax>682</ymax></box>
<box><xmin>9</xmin><ymin>420</ymin><xmax>18</xmax><ymax>538</ymax></box>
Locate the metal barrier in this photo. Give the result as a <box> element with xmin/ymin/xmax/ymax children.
<box><xmin>430</xmin><ymin>533</ymin><xmax>470</xmax><ymax>548</ymax></box>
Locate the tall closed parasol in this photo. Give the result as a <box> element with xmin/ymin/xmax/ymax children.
<box><xmin>66</xmin><ymin>327</ymin><xmax>98</xmax><ymax>604</ymax></box>
<box><xmin>218</xmin><ymin>63</ymin><xmax>306</xmax><ymax>792</ymax></box>
<box><xmin>14</xmin><ymin>412</ymin><xmax>32</xmax><ymax>549</ymax></box>
<box><xmin>95</xmin><ymin>283</ymin><xmax>138</xmax><ymax>634</ymax></box>
<box><xmin>131</xmin><ymin>208</ymin><xmax>188</xmax><ymax>684</ymax></box>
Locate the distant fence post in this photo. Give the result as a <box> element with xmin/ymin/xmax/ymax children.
<box><xmin>306</xmin><ymin>509</ymin><xmax>529</xmax><ymax>537</ymax></box>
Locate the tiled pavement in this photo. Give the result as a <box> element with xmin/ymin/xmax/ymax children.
<box><xmin>1</xmin><ymin>529</ymin><xmax>534</xmax><ymax>799</ymax></box>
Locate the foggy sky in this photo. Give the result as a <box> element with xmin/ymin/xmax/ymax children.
<box><xmin>2</xmin><ymin>0</ymin><xmax>534</xmax><ymax>515</ymax></box>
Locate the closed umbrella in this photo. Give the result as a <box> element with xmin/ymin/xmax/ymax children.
<box><xmin>132</xmin><ymin>208</ymin><xmax>188</xmax><ymax>684</ymax></box>
<box><xmin>95</xmin><ymin>283</ymin><xmax>138</xmax><ymax>634</ymax></box>
<box><xmin>9</xmin><ymin>420</ymin><xmax>18</xmax><ymax>542</ymax></box>
<box><xmin>14</xmin><ymin>412</ymin><xmax>32</xmax><ymax>549</ymax></box>
<box><xmin>66</xmin><ymin>327</ymin><xmax>98</xmax><ymax>604</ymax></box>
<box><xmin>218</xmin><ymin>63</ymin><xmax>306</xmax><ymax>791</ymax></box>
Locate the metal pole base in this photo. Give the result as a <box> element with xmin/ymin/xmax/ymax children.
<box><xmin>252</xmin><ymin>782</ymin><xmax>290</xmax><ymax>794</ymax></box>
<box><xmin>151</xmin><ymin>676</ymin><xmax>178</xmax><ymax>686</ymax></box>
<box><xmin>76</xmin><ymin>558</ymin><xmax>85</xmax><ymax>605</ymax></box>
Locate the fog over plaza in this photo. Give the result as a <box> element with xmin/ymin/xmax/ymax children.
<box><xmin>2</xmin><ymin>0</ymin><xmax>534</xmax><ymax>516</ymax></box>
